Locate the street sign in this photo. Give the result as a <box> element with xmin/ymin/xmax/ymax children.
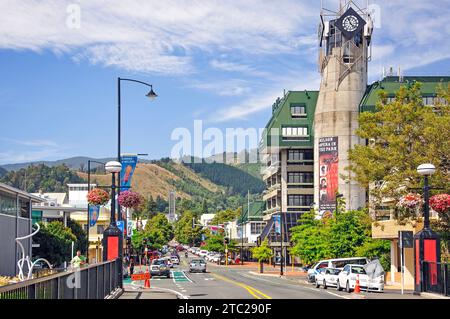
<box><xmin>131</xmin><ymin>273</ymin><xmax>150</xmax><ymax>281</ymax></box>
<box><xmin>399</xmin><ymin>231</ymin><xmax>413</xmax><ymax>248</ymax></box>
<box><xmin>117</xmin><ymin>220</ymin><xmax>124</xmax><ymax>235</ymax></box>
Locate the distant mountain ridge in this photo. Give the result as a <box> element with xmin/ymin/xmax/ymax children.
<box><xmin>0</xmin><ymin>156</ymin><xmax>117</xmax><ymax>171</ymax></box>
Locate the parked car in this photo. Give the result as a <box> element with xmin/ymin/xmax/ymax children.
<box><xmin>198</xmin><ymin>250</ymin><xmax>208</xmax><ymax>258</ymax></box>
<box><xmin>336</xmin><ymin>264</ymin><xmax>384</xmax><ymax>292</ymax></box>
<box><xmin>150</xmin><ymin>259</ymin><xmax>171</xmax><ymax>278</ymax></box>
<box><xmin>162</xmin><ymin>257</ymin><xmax>173</xmax><ymax>268</ymax></box>
<box><xmin>170</xmin><ymin>256</ymin><xmax>180</xmax><ymax>265</ymax></box>
<box><xmin>189</xmin><ymin>259</ymin><xmax>207</xmax><ymax>273</ymax></box>
<box><xmin>314</xmin><ymin>267</ymin><xmax>341</xmax><ymax>289</ymax></box>
<box><xmin>307</xmin><ymin>257</ymin><xmax>369</xmax><ymax>283</ymax></box>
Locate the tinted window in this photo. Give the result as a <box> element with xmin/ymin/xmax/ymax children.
<box><xmin>152</xmin><ymin>260</ymin><xmax>166</xmax><ymax>265</ymax></box>
<box><xmin>318</xmin><ymin>262</ymin><xmax>328</xmax><ymax>269</ymax></box>
<box><xmin>343</xmin><ymin>265</ymin><xmax>350</xmax><ymax>272</ymax></box>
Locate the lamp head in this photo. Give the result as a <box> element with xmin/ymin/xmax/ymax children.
<box><xmin>146</xmin><ymin>86</ymin><xmax>158</xmax><ymax>101</ymax></box>
<box><xmin>417</xmin><ymin>163</ymin><xmax>436</xmax><ymax>176</ymax></box>
<box><xmin>105</xmin><ymin>161</ymin><xmax>122</xmax><ymax>174</ymax></box>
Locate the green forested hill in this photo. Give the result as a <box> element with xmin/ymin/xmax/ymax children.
<box><xmin>0</xmin><ymin>164</ymin><xmax>84</xmax><ymax>193</ymax></box>
<box><xmin>0</xmin><ymin>166</ymin><xmax>6</xmax><ymax>178</ymax></box>
<box><xmin>183</xmin><ymin>161</ymin><xmax>265</xmax><ymax>195</ymax></box>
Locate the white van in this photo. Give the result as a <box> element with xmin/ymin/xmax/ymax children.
<box><xmin>307</xmin><ymin>257</ymin><xmax>369</xmax><ymax>283</ymax></box>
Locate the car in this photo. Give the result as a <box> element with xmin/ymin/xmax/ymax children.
<box><xmin>307</xmin><ymin>257</ymin><xmax>369</xmax><ymax>283</ymax></box>
<box><xmin>189</xmin><ymin>259</ymin><xmax>207</xmax><ymax>273</ymax></box>
<box><xmin>198</xmin><ymin>250</ymin><xmax>208</xmax><ymax>258</ymax></box>
<box><xmin>205</xmin><ymin>252</ymin><xmax>216</xmax><ymax>261</ymax></box>
<box><xmin>162</xmin><ymin>257</ymin><xmax>173</xmax><ymax>268</ymax></box>
<box><xmin>210</xmin><ymin>254</ymin><xmax>221</xmax><ymax>263</ymax></box>
<box><xmin>314</xmin><ymin>267</ymin><xmax>341</xmax><ymax>289</ymax></box>
<box><xmin>170</xmin><ymin>256</ymin><xmax>180</xmax><ymax>265</ymax></box>
<box><xmin>336</xmin><ymin>264</ymin><xmax>384</xmax><ymax>292</ymax></box>
<box><xmin>150</xmin><ymin>259</ymin><xmax>171</xmax><ymax>278</ymax></box>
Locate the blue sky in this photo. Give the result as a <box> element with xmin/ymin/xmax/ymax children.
<box><xmin>0</xmin><ymin>0</ymin><xmax>449</xmax><ymax>165</ymax></box>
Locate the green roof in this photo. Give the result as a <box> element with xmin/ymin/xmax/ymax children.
<box><xmin>360</xmin><ymin>76</ymin><xmax>450</xmax><ymax>113</ymax></box>
<box><xmin>238</xmin><ymin>201</ymin><xmax>265</xmax><ymax>224</ymax></box>
<box><xmin>261</xmin><ymin>90</ymin><xmax>318</xmax><ymax>149</ymax></box>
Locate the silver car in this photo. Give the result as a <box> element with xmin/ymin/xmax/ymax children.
<box><xmin>189</xmin><ymin>259</ymin><xmax>207</xmax><ymax>273</ymax></box>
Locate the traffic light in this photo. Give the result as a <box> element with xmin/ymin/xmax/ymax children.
<box><xmin>224</xmin><ymin>237</ymin><xmax>230</xmax><ymax>245</ymax></box>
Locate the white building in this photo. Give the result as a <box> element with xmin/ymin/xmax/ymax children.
<box><xmin>200</xmin><ymin>213</ymin><xmax>216</xmax><ymax>226</ymax></box>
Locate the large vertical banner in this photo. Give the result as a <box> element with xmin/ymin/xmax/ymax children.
<box><xmin>120</xmin><ymin>154</ymin><xmax>138</xmax><ymax>190</ymax></box>
<box><xmin>318</xmin><ymin>137</ymin><xmax>339</xmax><ymax>217</ymax></box>
<box><xmin>273</xmin><ymin>214</ymin><xmax>281</xmax><ymax>234</ymax></box>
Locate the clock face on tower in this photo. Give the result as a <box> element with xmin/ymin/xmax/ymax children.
<box><xmin>335</xmin><ymin>7</ymin><xmax>366</xmax><ymax>39</ymax></box>
<box><xmin>342</xmin><ymin>15</ymin><xmax>359</xmax><ymax>32</ymax></box>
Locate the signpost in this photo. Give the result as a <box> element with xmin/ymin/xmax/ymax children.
<box><xmin>399</xmin><ymin>231</ymin><xmax>413</xmax><ymax>294</ymax></box>
<box><xmin>131</xmin><ymin>272</ymin><xmax>150</xmax><ymax>281</ymax></box>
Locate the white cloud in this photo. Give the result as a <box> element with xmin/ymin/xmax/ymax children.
<box><xmin>0</xmin><ymin>0</ymin><xmax>316</xmax><ymax>75</ymax></box>
<box><xmin>210</xmin><ymin>71</ymin><xmax>320</xmax><ymax>122</ymax></box>
<box><xmin>189</xmin><ymin>79</ymin><xmax>253</xmax><ymax>97</ymax></box>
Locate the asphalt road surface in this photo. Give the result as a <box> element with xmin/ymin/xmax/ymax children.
<box><xmin>124</xmin><ymin>253</ymin><xmax>423</xmax><ymax>300</ymax></box>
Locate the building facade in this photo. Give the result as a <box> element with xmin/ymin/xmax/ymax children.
<box><xmin>258</xmin><ymin>1</ymin><xmax>450</xmax><ymax>272</ymax></box>
<box><xmin>0</xmin><ymin>182</ymin><xmax>44</xmax><ymax>276</ymax></box>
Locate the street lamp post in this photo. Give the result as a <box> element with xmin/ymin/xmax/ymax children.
<box><xmin>116</xmin><ymin>77</ymin><xmax>157</xmax><ymax>286</ymax></box>
<box><xmin>87</xmin><ymin>160</ymin><xmax>106</xmax><ymax>263</ymax></box>
<box><xmin>102</xmin><ymin>161</ymin><xmax>123</xmax><ymax>287</ymax></box>
<box><xmin>414</xmin><ymin>163</ymin><xmax>441</xmax><ymax>295</ymax></box>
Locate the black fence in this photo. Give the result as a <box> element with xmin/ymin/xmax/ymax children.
<box><xmin>422</xmin><ymin>261</ymin><xmax>449</xmax><ymax>296</ymax></box>
<box><xmin>0</xmin><ymin>259</ymin><xmax>121</xmax><ymax>299</ymax></box>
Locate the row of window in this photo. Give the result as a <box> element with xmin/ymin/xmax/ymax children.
<box><xmin>288</xmin><ymin>149</ymin><xmax>314</xmax><ymax>161</ymax></box>
<box><xmin>282</xmin><ymin>127</ymin><xmax>308</xmax><ymax>137</ymax></box>
<box><xmin>287</xmin><ymin>194</ymin><xmax>314</xmax><ymax>207</ymax></box>
<box><xmin>385</xmin><ymin>96</ymin><xmax>448</xmax><ymax>106</ymax></box>
<box><xmin>251</xmin><ymin>222</ymin><xmax>266</xmax><ymax>235</ymax></box>
<box><xmin>287</xmin><ymin>172</ymin><xmax>314</xmax><ymax>184</ymax></box>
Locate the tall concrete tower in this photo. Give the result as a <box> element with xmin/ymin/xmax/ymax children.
<box><xmin>314</xmin><ymin>1</ymin><xmax>373</xmax><ymax>216</ymax></box>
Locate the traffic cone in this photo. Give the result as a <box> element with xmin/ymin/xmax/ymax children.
<box><xmin>354</xmin><ymin>274</ymin><xmax>361</xmax><ymax>294</ymax></box>
<box><xmin>144</xmin><ymin>267</ymin><xmax>151</xmax><ymax>289</ymax></box>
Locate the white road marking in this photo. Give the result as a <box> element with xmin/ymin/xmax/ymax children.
<box><xmin>325</xmin><ymin>291</ymin><xmax>351</xmax><ymax>299</ymax></box>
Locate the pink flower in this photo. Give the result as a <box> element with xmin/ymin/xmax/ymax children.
<box><xmin>118</xmin><ymin>190</ymin><xmax>143</xmax><ymax>209</ymax></box>
<box><xmin>87</xmin><ymin>188</ymin><xmax>110</xmax><ymax>206</ymax></box>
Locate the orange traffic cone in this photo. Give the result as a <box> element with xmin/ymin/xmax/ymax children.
<box><xmin>144</xmin><ymin>267</ymin><xmax>151</xmax><ymax>289</ymax></box>
<box><xmin>354</xmin><ymin>274</ymin><xmax>361</xmax><ymax>294</ymax></box>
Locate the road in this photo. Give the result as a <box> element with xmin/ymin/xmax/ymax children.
<box><xmin>123</xmin><ymin>253</ymin><xmax>423</xmax><ymax>299</ymax></box>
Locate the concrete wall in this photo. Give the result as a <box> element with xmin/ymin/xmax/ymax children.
<box><xmin>314</xmin><ymin>45</ymin><xmax>368</xmax><ymax>212</ymax></box>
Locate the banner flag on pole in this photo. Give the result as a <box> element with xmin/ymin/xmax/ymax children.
<box><xmin>120</xmin><ymin>154</ymin><xmax>138</xmax><ymax>190</ymax></box>
<box><xmin>89</xmin><ymin>205</ymin><xmax>100</xmax><ymax>227</ymax></box>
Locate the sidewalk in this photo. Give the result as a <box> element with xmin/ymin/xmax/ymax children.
<box><xmin>120</xmin><ymin>286</ymin><xmax>179</xmax><ymax>299</ymax></box>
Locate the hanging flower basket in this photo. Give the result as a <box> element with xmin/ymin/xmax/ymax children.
<box><xmin>397</xmin><ymin>193</ymin><xmax>423</xmax><ymax>209</ymax></box>
<box><xmin>430</xmin><ymin>194</ymin><xmax>450</xmax><ymax>215</ymax></box>
<box><xmin>118</xmin><ymin>190</ymin><xmax>143</xmax><ymax>210</ymax></box>
<box><xmin>87</xmin><ymin>188</ymin><xmax>110</xmax><ymax>206</ymax></box>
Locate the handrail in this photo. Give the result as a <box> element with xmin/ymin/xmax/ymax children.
<box><xmin>0</xmin><ymin>260</ymin><xmax>117</xmax><ymax>293</ymax></box>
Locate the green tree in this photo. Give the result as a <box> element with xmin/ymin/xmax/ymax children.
<box><xmin>355</xmin><ymin>239</ymin><xmax>391</xmax><ymax>271</ymax></box>
<box><xmin>327</xmin><ymin>209</ymin><xmax>372</xmax><ymax>258</ymax></box>
<box><xmin>66</xmin><ymin>218</ymin><xmax>88</xmax><ymax>255</ymax></box>
<box><xmin>210</xmin><ymin>207</ymin><xmax>241</xmax><ymax>225</ymax></box>
<box><xmin>174</xmin><ymin>211</ymin><xmax>204</xmax><ymax>246</ymax></box>
<box><xmin>144</xmin><ymin>213</ymin><xmax>174</xmax><ymax>244</ymax></box>
<box><xmin>33</xmin><ymin>221</ymin><xmax>77</xmax><ymax>266</ymax></box>
<box><xmin>290</xmin><ymin>211</ymin><xmax>332</xmax><ymax>265</ymax></box>
<box><xmin>347</xmin><ymin>82</ymin><xmax>450</xmax><ymax>216</ymax></box>
<box><xmin>251</xmin><ymin>239</ymin><xmax>273</xmax><ymax>273</ymax></box>
<box><xmin>203</xmin><ymin>232</ymin><xmax>237</xmax><ymax>254</ymax></box>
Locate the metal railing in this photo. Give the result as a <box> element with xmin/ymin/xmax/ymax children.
<box><xmin>0</xmin><ymin>259</ymin><xmax>121</xmax><ymax>299</ymax></box>
<box><xmin>422</xmin><ymin>261</ymin><xmax>449</xmax><ymax>296</ymax></box>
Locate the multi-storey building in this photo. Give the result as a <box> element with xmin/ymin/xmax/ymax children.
<box><xmin>258</xmin><ymin>0</ymin><xmax>449</xmax><ymax>271</ymax></box>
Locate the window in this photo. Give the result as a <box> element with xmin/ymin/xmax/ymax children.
<box><xmin>282</xmin><ymin>127</ymin><xmax>309</xmax><ymax>140</ymax></box>
<box><xmin>0</xmin><ymin>194</ymin><xmax>17</xmax><ymax>216</ymax></box>
<box><xmin>288</xmin><ymin>195</ymin><xmax>314</xmax><ymax>207</ymax></box>
<box><xmin>290</xmin><ymin>104</ymin><xmax>306</xmax><ymax>117</ymax></box>
<box><xmin>19</xmin><ymin>199</ymin><xmax>30</xmax><ymax>218</ymax></box>
<box><xmin>423</xmin><ymin>96</ymin><xmax>436</xmax><ymax>106</ymax></box>
<box><xmin>288</xmin><ymin>172</ymin><xmax>313</xmax><ymax>183</ymax></box>
<box><xmin>250</xmin><ymin>222</ymin><xmax>265</xmax><ymax>235</ymax></box>
<box><xmin>288</xmin><ymin>149</ymin><xmax>313</xmax><ymax>161</ymax></box>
